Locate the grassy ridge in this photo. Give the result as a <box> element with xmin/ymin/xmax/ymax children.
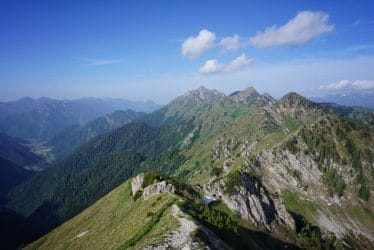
<box><xmin>25</xmin><ymin>181</ymin><xmax>178</xmax><ymax>250</ymax></box>
<box><xmin>117</xmin><ymin>199</ymin><xmax>175</xmax><ymax>249</ymax></box>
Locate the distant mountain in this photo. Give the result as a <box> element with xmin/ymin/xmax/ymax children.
<box><xmin>311</xmin><ymin>91</ymin><xmax>374</xmax><ymax>108</ymax></box>
<box><xmin>48</xmin><ymin>110</ymin><xmax>146</xmax><ymax>159</ymax></box>
<box><xmin>0</xmin><ymin>97</ymin><xmax>160</xmax><ymax>139</ymax></box>
<box><xmin>319</xmin><ymin>103</ymin><xmax>374</xmax><ymax>127</ymax></box>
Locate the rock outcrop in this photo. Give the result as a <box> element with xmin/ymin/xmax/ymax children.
<box><xmin>131</xmin><ymin>172</ymin><xmax>145</xmax><ymax>196</ymax></box>
<box><xmin>131</xmin><ymin>173</ymin><xmax>176</xmax><ymax>200</ymax></box>
<box><xmin>143</xmin><ymin>181</ymin><xmax>176</xmax><ymax>200</ymax></box>
<box><xmin>204</xmin><ymin>172</ymin><xmax>295</xmax><ymax>231</ymax></box>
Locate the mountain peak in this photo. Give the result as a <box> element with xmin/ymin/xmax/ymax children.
<box><xmin>181</xmin><ymin>86</ymin><xmax>225</xmax><ymax>102</ymax></box>
<box><xmin>277</xmin><ymin>92</ymin><xmax>320</xmax><ymax>111</ymax></box>
<box><xmin>229</xmin><ymin>86</ymin><xmax>260</xmax><ymax>103</ymax></box>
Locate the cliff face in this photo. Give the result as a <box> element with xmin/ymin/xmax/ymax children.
<box><xmin>204</xmin><ymin>172</ymin><xmax>295</xmax><ymax>231</ymax></box>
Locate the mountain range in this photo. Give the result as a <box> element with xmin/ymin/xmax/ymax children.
<box><xmin>0</xmin><ymin>97</ymin><xmax>160</xmax><ymax>139</ymax></box>
<box><xmin>311</xmin><ymin>91</ymin><xmax>374</xmax><ymax>109</ymax></box>
<box><xmin>47</xmin><ymin>109</ymin><xmax>146</xmax><ymax>160</ymax></box>
<box><xmin>1</xmin><ymin>86</ymin><xmax>373</xmax><ymax>249</ymax></box>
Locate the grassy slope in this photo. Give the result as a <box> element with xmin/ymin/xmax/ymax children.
<box><xmin>25</xmin><ymin>180</ymin><xmax>178</xmax><ymax>250</ymax></box>
<box><xmin>176</xmin><ymin>99</ymin><xmax>295</xmax><ymax>184</ymax></box>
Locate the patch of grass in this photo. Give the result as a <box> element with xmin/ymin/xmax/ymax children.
<box><xmin>284</xmin><ymin>115</ymin><xmax>301</xmax><ymax>131</ymax></box>
<box><xmin>282</xmin><ymin>190</ymin><xmax>318</xmax><ymax>223</ymax></box>
<box><xmin>117</xmin><ymin>199</ymin><xmax>175</xmax><ymax>249</ymax></box>
<box><xmin>230</xmin><ymin>106</ymin><xmax>247</xmax><ymax>119</ymax></box>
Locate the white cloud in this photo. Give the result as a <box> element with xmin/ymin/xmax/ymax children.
<box><xmin>320</xmin><ymin>80</ymin><xmax>374</xmax><ymax>91</ymax></box>
<box><xmin>249</xmin><ymin>11</ymin><xmax>334</xmax><ymax>47</ymax></box>
<box><xmin>198</xmin><ymin>59</ymin><xmax>224</xmax><ymax>74</ymax></box>
<box><xmin>225</xmin><ymin>53</ymin><xmax>252</xmax><ymax>72</ymax></box>
<box><xmin>219</xmin><ymin>34</ymin><xmax>240</xmax><ymax>51</ymax></box>
<box><xmin>199</xmin><ymin>53</ymin><xmax>252</xmax><ymax>75</ymax></box>
<box><xmin>181</xmin><ymin>29</ymin><xmax>216</xmax><ymax>58</ymax></box>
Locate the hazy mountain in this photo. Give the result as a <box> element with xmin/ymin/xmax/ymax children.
<box><xmin>0</xmin><ymin>97</ymin><xmax>160</xmax><ymax>139</ymax></box>
<box><xmin>5</xmin><ymin>87</ymin><xmax>374</xmax><ymax>249</ymax></box>
<box><xmin>48</xmin><ymin>109</ymin><xmax>146</xmax><ymax>159</ymax></box>
<box><xmin>311</xmin><ymin>91</ymin><xmax>374</xmax><ymax>109</ymax></box>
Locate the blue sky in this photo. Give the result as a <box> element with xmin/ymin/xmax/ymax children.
<box><xmin>0</xmin><ymin>0</ymin><xmax>374</xmax><ymax>103</ymax></box>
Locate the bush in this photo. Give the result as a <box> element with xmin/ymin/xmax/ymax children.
<box><xmin>322</xmin><ymin>168</ymin><xmax>346</xmax><ymax>197</ymax></box>
<box><xmin>179</xmin><ymin>201</ymin><xmax>238</xmax><ymax>235</ymax></box>
<box><xmin>146</xmin><ymin>211</ymin><xmax>154</xmax><ymax>217</ymax></box>
<box><xmin>358</xmin><ymin>184</ymin><xmax>370</xmax><ymax>201</ymax></box>
<box><xmin>142</xmin><ymin>171</ymin><xmax>162</xmax><ymax>188</ymax></box>
<box><xmin>133</xmin><ymin>190</ymin><xmax>143</xmax><ymax>201</ymax></box>
<box><xmin>224</xmin><ymin>170</ymin><xmax>242</xmax><ymax>195</ymax></box>
<box><xmin>210</xmin><ymin>166</ymin><xmax>223</xmax><ymax>177</ymax></box>
<box><xmin>284</xmin><ymin>137</ymin><xmax>299</xmax><ymax>154</ymax></box>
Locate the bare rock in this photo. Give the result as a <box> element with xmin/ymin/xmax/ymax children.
<box><xmin>205</xmin><ymin>172</ymin><xmax>295</xmax><ymax>231</ymax></box>
<box><xmin>145</xmin><ymin>205</ymin><xmax>231</xmax><ymax>250</ymax></box>
<box><xmin>131</xmin><ymin>173</ymin><xmax>145</xmax><ymax>196</ymax></box>
<box><xmin>143</xmin><ymin>181</ymin><xmax>176</xmax><ymax>200</ymax></box>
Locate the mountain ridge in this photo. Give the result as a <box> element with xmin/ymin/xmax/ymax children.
<box><xmin>4</xmin><ymin>86</ymin><xmax>374</xmax><ymax>249</ymax></box>
<box><xmin>0</xmin><ymin>97</ymin><xmax>161</xmax><ymax>139</ymax></box>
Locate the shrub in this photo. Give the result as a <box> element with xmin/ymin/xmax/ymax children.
<box><xmin>146</xmin><ymin>211</ymin><xmax>154</xmax><ymax>217</ymax></box>
<box><xmin>322</xmin><ymin>168</ymin><xmax>346</xmax><ymax>197</ymax></box>
<box><xmin>178</xmin><ymin>201</ymin><xmax>238</xmax><ymax>235</ymax></box>
<box><xmin>133</xmin><ymin>190</ymin><xmax>143</xmax><ymax>201</ymax></box>
<box><xmin>284</xmin><ymin>137</ymin><xmax>299</xmax><ymax>154</ymax></box>
<box><xmin>224</xmin><ymin>170</ymin><xmax>242</xmax><ymax>195</ymax></box>
<box><xmin>210</xmin><ymin>166</ymin><xmax>223</xmax><ymax>177</ymax></box>
<box><xmin>142</xmin><ymin>171</ymin><xmax>161</xmax><ymax>188</ymax></box>
<box><xmin>358</xmin><ymin>183</ymin><xmax>370</xmax><ymax>201</ymax></box>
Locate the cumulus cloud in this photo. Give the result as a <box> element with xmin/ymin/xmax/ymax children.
<box><xmin>198</xmin><ymin>59</ymin><xmax>224</xmax><ymax>74</ymax></box>
<box><xmin>320</xmin><ymin>80</ymin><xmax>374</xmax><ymax>91</ymax></box>
<box><xmin>226</xmin><ymin>53</ymin><xmax>252</xmax><ymax>72</ymax></box>
<box><xmin>199</xmin><ymin>53</ymin><xmax>252</xmax><ymax>75</ymax></box>
<box><xmin>249</xmin><ymin>11</ymin><xmax>334</xmax><ymax>47</ymax></box>
<box><xmin>219</xmin><ymin>34</ymin><xmax>240</xmax><ymax>51</ymax></box>
<box><xmin>181</xmin><ymin>29</ymin><xmax>216</xmax><ymax>58</ymax></box>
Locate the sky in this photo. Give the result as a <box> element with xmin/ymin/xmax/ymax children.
<box><xmin>0</xmin><ymin>0</ymin><xmax>374</xmax><ymax>104</ymax></box>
